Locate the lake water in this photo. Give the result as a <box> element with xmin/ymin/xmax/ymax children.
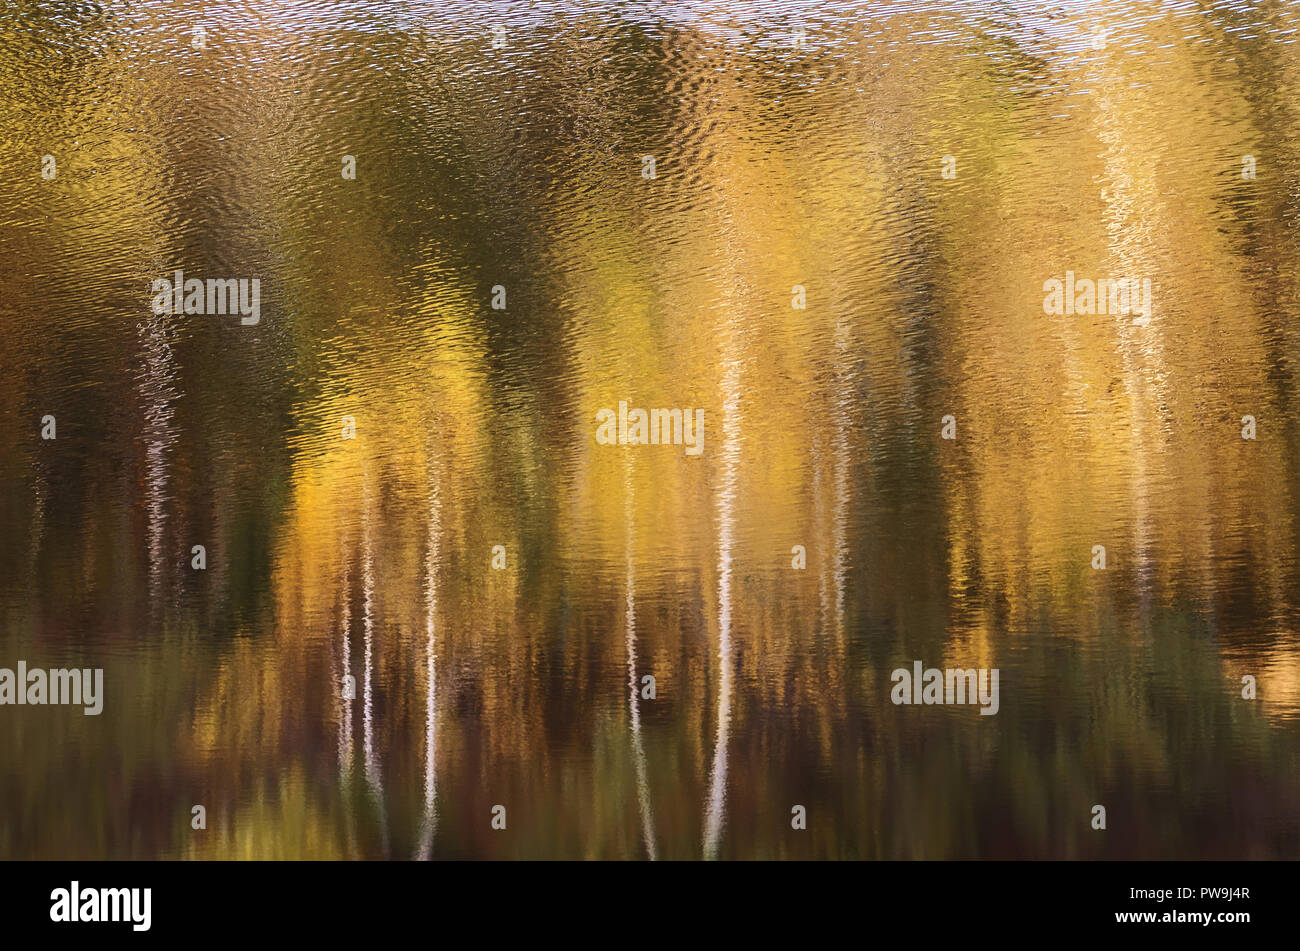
<box><xmin>1</xmin><ymin>0</ymin><xmax>1298</xmax><ymax>859</ymax></box>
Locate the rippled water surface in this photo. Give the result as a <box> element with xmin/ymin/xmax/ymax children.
<box><xmin>2</xmin><ymin>0</ymin><xmax>1300</xmax><ymax>859</ymax></box>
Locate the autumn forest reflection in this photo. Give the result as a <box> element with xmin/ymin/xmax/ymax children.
<box><xmin>1</xmin><ymin>0</ymin><xmax>1299</xmax><ymax>859</ymax></box>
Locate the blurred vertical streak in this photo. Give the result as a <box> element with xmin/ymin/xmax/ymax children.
<box><xmin>624</xmin><ymin>453</ymin><xmax>657</xmax><ymax>860</ymax></box>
